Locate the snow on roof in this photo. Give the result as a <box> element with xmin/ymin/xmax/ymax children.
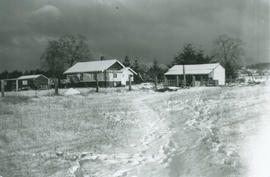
<box><xmin>165</xmin><ymin>63</ymin><xmax>221</xmax><ymax>75</ymax></box>
<box><xmin>120</xmin><ymin>67</ymin><xmax>137</xmax><ymax>75</ymax></box>
<box><xmin>17</xmin><ymin>74</ymin><xmax>47</xmax><ymax>80</ymax></box>
<box><xmin>64</xmin><ymin>59</ymin><xmax>125</xmax><ymax>74</ymax></box>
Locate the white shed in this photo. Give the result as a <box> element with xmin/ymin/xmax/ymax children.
<box><xmin>164</xmin><ymin>63</ymin><xmax>225</xmax><ymax>86</ymax></box>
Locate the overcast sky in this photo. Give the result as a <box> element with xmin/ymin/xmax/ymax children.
<box><xmin>0</xmin><ymin>0</ymin><xmax>269</xmax><ymax>71</ymax></box>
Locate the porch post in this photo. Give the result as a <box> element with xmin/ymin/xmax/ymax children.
<box><xmin>104</xmin><ymin>70</ymin><xmax>107</xmax><ymax>88</ymax></box>
<box><xmin>95</xmin><ymin>73</ymin><xmax>99</xmax><ymax>92</ymax></box>
<box><xmin>164</xmin><ymin>75</ymin><xmax>168</xmax><ymax>86</ymax></box>
<box><xmin>183</xmin><ymin>65</ymin><xmax>186</xmax><ymax>88</ymax></box>
<box><xmin>176</xmin><ymin>75</ymin><xmax>179</xmax><ymax>87</ymax></box>
<box><xmin>192</xmin><ymin>75</ymin><xmax>195</xmax><ymax>87</ymax></box>
<box><xmin>200</xmin><ymin>76</ymin><xmax>203</xmax><ymax>86</ymax></box>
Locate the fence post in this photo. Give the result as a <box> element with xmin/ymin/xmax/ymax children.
<box><xmin>154</xmin><ymin>75</ymin><xmax>158</xmax><ymax>90</ymax></box>
<box><xmin>129</xmin><ymin>75</ymin><xmax>132</xmax><ymax>91</ymax></box>
<box><xmin>54</xmin><ymin>79</ymin><xmax>59</xmax><ymax>95</ymax></box>
<box><xmin>95</xmin><ymin>73</ymin><xmax>99</xmax><ymax>92</ymax></box>
<box><xmin>1</xmin><ymin>80</ymin><xmax>5</xmax><ymax>97</ymax></box>
<box><xmin>16</xmin><ymin>79</ymin><xmax>19</xmax><ymax>92</ymax></box>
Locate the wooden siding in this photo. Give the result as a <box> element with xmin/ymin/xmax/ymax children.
<box><xmin>19</xmin><ymin>75</ymin><xmax>49</xmax><ymax>90</ymax></box>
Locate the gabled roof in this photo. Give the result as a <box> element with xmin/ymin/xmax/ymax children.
<box><xmin>17</xmin><ymin>74</ymin><xmax>48</xmax><ymax>80</ymax></box>
<box><xmin>165</xmin><ymin>63</ymin><xmax>221</xmax><ymax>75</ymax></box>
<box><xmin>64</xmin><ymin>59</ymin><xmax>125</xmax><ymax>74</ymax></box>
<box><xmin>120</xmin><ymin>67</ymin><xmax>137</xmax><ymax>75</ymax></box>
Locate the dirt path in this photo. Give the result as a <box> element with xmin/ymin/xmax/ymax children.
<box><xmin>124</xmin><ymin>95</ymin><xmax>175</xmax><ymax>177</ymax></box>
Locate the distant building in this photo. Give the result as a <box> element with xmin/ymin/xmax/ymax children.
<box><xmin>237</xmin><ymin>68</ymin><xmax>269</xmax><ymax>83</ymax></box>
<box><xmin>1</xmin><ymin>74</ymin><xmax>49</xmax><ymax>91</ymax></box>
<box><xmin>164</xmin><ymin>63</ymin><xmax>225</xmax><ymax>86</ymax></box>
<box><xmin>17</xmin><ymin>74</ymin><xmax>49</xmax><ymax>90</ymax></box>
<box><xmin>63</xmin><ymin>59</ymin><xmax>137</xmax><ymax>87</ymax></box>
<box><xmin>1</xmin><ymin>78</ymin><xmax>17</xmax><ymax>91</ymax></box>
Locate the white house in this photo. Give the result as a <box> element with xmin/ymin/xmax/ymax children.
<box><xmin>63</xmin><ymin>59</ymin><xmax>137</xmax><ymax>87</ymax></box>
<box><xmin>164</xmin><ymin>63</ymin><xmax>225</xmax><ymax>86</ymax></box>
<box><xmin>237</xmin><ymin>68</ymin><xmax>269</xmax><ymax>83</ymax></box>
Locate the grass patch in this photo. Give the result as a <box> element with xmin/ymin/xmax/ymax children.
<box><xmin>0</xmin><ymin>92</ymin><xmax>138</xmax><ymax>177</ymax></box>
<box><xmin>1</xmin><ymin>95</ymin><xmax>31</xmax><ymax>104</ymax></box>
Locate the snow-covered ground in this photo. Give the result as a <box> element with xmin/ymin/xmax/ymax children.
<box><xmin>0</xmin><ymin>84</ymin><xmax>269</xmax><ymax>177</ymax></box>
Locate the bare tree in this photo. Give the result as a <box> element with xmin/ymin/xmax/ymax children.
<box><xmin>58</xmin><ymin>34</ymin><xmax>92</xmax><ymax>67</ymax></box>
<box><xmin>41</xmin><ymin>34</ymin><xmax>92</xmax><ymax>94</ymax></box>
<box><xmin>212</xmin><ymin>34</ymin><xmax>244</xmax><ymax>79</ymax></box>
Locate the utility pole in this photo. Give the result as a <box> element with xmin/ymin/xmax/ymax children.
<box><xmin>128</xmin><ymin>75</ymin><xmax>132</xmax><ymax>91</ymax></box>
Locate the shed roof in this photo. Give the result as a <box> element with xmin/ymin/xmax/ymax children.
<box><xmin>3</xmin><ymin>78</ymin><xmax>18</xmax><ymax>81</ymax></box>
<box><xmin>64</xmin><ymin>59</ymin><xmax>125</xmax><ymax>74</ymax></box>
<box><xmin>17</xmin><ymin>74</ymin><xmax>48</xmax><ymax>80</ymax></box>
<box><xmin>165</xmin><ymin>63</ymin><xmax>221</xmax><ymax>75</ymax></box>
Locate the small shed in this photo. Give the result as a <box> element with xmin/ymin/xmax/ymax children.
<box><xmin>1</xmin><ymin>78</ymin><xmax>17</xmax><ymax>91</ymax></box>
<box><xmin>164</xmin><ymin>63</ymin><xmax>225</xmax><ymax>86</ymax></box>
<box><xmin>17</xmin><ymin>74</ymin><xmax>49</xmax><ymax>90</ymax></box>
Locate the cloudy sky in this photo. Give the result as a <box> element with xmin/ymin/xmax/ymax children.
<box><xmin>0</xmin><ymin>0</ymin><xmax>269</xmax><ymax>71</ymax></box>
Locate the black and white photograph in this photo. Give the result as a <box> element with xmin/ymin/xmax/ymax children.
<box><xmin>0</xmin><ymin>0</ymin><xmax>269</xmax><ymax>176</ymax></box>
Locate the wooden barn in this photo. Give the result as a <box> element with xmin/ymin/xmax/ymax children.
<box><xmin>64</xmin><ymin>59</ymin><xmax>137</xmax><ymax>87</ymax></box>
<box><xmin>164</xmin><ymin>63</ymin><xmax>225</xmax><ymax>86</ymax></box>
<box><xmin>17</xmin><ymin>74</ymin><xmax>49</xmax><ymax>90</ymax></box>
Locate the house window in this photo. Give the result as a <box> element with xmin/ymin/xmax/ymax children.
<box><xmin>113</xmin><ymin>73</ymin><xmax>117</xmax><ymax>78</ymax></box>
<box><xmin>88</xmin><ymin>74</ymin><xmax>93</xmax><ymax>80</ymax></box>
<box><xmin>22</xmin><ymin>80</ymin><xmax>28</xmax><ymax>85</ymax></box>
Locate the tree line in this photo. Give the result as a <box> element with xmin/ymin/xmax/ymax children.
<box><xmin>1</xmin><ymin>34</ymin><xmax>244</xmax><ymax>82</ymax></box>
<box><xmin>147</xmin><ymin>34</ymin><xmax>244</xmax><ymax>81</ymax></box>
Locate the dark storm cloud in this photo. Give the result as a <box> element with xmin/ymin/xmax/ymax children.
<box><xmin>0</xmin><ymin>0</ymin><xmax>269</xmax><ymax>71</ymax></box>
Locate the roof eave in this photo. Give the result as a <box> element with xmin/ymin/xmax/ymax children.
<box><xmin>64</xmin><ymin>70</ymin><xmax>104</xmax><ymax>74</ymax></box>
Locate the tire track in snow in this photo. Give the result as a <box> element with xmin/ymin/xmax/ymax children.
<box><xmin>63</xmin><ymin>93</ymin><xmax>176</xmax><ymax>177</ymax></box>
<box><xmin>123</xmin><ymin>95</ymin><xmax>177</xmax><ymax>177</ymax></box>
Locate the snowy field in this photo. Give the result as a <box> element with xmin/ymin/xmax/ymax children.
<box><xmin>0</xmin><ymin>84</ymin><xmax>269</xmax><ymax>177</ymax></box>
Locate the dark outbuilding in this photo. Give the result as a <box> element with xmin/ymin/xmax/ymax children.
<box><xmin>17</xmin><ymin>74</ymin><xmax>49</xmax><ymax>90</ymax></box>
